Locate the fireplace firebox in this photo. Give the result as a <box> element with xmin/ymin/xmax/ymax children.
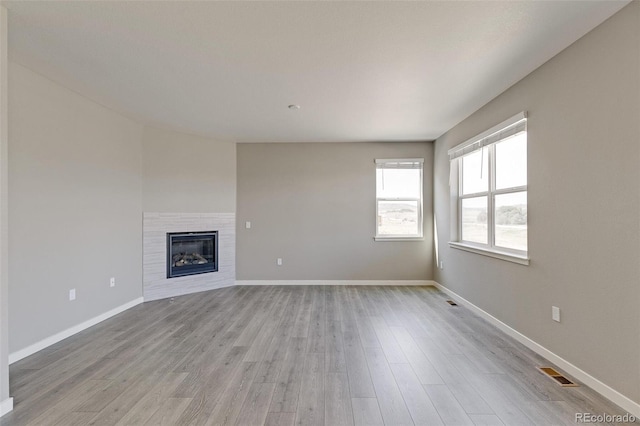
<box><xmin>167</xmin><ymin>231</ymin><xmax>218</xmax><ymax>278</ymax></box>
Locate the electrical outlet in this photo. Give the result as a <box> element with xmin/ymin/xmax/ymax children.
<box><xmin>277</xmin><ymin>258</ymin><xmax>283</xmax><ymax>266</ymax></box>
<box><xmin>110</xmin><ymin>277</ymin><xmax>116</xmax><ymax>287</ymax></box>
<box><xmin>69</xmin><ymin>288</ymin><xmax>76</xmax><ymax>301</ymax></box>
<box><xmin>552</xmin><ymin>306</ymin><xmax>560</xmax><ymax>322</ymax></box>
<box><xmin>245</xmin><ymin>221</ymin><xmax>251</xmax><ymax>229</ymax></box>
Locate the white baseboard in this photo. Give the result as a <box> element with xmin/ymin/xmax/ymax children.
<box><xmin>9</xmin><ymin>297</ymin><xmax>144</xmax><ymax>365</ymax></box>
<box><xmin>0</xmin><ymin>397</ymin><xmax>13</xmax><ymax>417</ymax></box>
<box><xmin>235</xmin><ymin>280</ymin><xmax>436</xmax><ymax>286</ymax></box>
<box><xmin>433</xmin><ymin>282</ymin><xmax>640</xmax><ymax>418</ymax></box>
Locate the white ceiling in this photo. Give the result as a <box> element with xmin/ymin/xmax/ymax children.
<box><xmin>4</xmin><ymin>1</ymin><xmax>629</xmax><ymax>143</ymax></box>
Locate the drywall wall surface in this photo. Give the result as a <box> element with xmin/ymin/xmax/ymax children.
<box><xmin>8</xmin><ymin>62</ymin><xmax>144</xmax><ymax>353</ymax></box>
<box><xmin>0</xmin><ymin>5</ymin><xmax>9</xmax><ymax>407</ymax></box>
<box><xmin>237</xmin><ymin>142</ymin><xmax>433</xmax><ymax>280</ymax></box>
<box><xmin>142</xmin><ymin>126</ymin><xmax>236</xmax><ymax>213</ymax></box>
<box><xmin>434</xmin><ymin>2</ymin><xmax>640</xmax><ymax>403</ymax></box>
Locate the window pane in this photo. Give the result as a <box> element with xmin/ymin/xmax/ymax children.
<box><xmin>377</xmin><ymin>200</ymin><xmax>418</xmax><ymax>235</ymax></box>
<box><xmin>495</xmin><ymin>132</ymin><xmax>527</xmax><ymax>190</ymax></box>
<box><xmin>461</xmin><ymin>197</ymin><xmax>487</xmax><ymax>244</ymax></box>
<box><xmin>376</xmin><ymin>168</ymin><xmax>421</xmax><ymax>198</ymax></box>
<box><xmin>495</xmin><ymin>191</ymin><xmax>527</xmax><ymax>251</ymax></box>
<box><xmin>461</xmin><ymin>149</ymin><xmax>488</xmax><ymax>195</ymax></box>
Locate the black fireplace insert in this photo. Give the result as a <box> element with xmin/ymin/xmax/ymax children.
<box><xmin>167</xmin><ymin>231</ymin><xmax>218</xmax><ymax>278</ymax></box>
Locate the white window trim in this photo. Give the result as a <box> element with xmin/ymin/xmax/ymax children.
<box><xmin>448</xmin><ymin>112</ymin><xmax>526</xmax><ymax>160</ymax></box>
<box><xmin>448</xmin><ymin>112</ymin><xmax>529</xmax><ymax>263</ymax></box>
<box><xmin>448</xmin><ymin>241</ymin><xmax>529</xmax><ymax>265</ymax></box>
<box><xmin>375</xmin><ymin>158</ymin><xmax>424</xmax><ymax>241</ymax></box>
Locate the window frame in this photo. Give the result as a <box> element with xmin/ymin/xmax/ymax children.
<box><xmin>448</xmin><ymin>113</ymin><xmax>529</xmax><ymax>264</ymax></box>
<box><xmin>374</xmin><ymin>158</ymin><xmax>424</xmax><ymax>242</ymax></box>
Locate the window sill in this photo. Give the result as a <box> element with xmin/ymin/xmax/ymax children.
<box><xmin>449</xmin><ymin>242</ymin><xmax>529</xmax><ymax>265</ymax></box>
<box><xmin>375</xmin><ymin>236</ymin><xmax>424</xmax><ymax>242</ymax></box>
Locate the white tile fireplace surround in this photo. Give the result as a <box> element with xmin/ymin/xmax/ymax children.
<box><xmin>143</xmin><ymin>213</ymin><xmax>235</xmax><ymax>301</ymax></box>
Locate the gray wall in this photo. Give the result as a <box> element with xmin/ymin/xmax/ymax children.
<box><xmin>8</xmin><ymin>62</ymin><xmax>144</xmax><ymax>353</ymax></box>
<box><xmin>142</xmin><ymin>126</ymin><xmax>236</xmax><ymax>213</ymax></box>
<box><xmin>434</xmin><ymin>1</ymin><xmax>639</xmax><ymax>404</ymax></box>
<box><xmin>7</xmin><ymin>64</ymin><xmax>239</xmax><ymax>355</ymax></box>
<box><xmin>237</xmin><ymin>142</ymin><xmax>433</xmax><ymax>280</ymax></box>
<box><xmin>0</xmin><ymin>5</ymin><xmax>9</xmax><ymax>406</ymax></box>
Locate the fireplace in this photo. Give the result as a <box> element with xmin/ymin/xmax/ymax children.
<box><xmin>167</xmin><ymin>231</ymin><xmax>218</xmax><ymax>278</ymax></box>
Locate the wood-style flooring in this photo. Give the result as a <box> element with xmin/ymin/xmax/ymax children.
<box><xmin>2</xmin><ymin>285</ymin><xmax>636</xmax><ymax>425</ymax></box>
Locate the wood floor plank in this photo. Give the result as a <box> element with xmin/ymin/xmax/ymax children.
<box><xmin>291</xmin><ymin>287</ymin><xmax>313</xmax><ymax>338</ymax></box>
<box><xmin>243</xmin><ymin>314</ymin><xmax>283</xmax><ymax>363</ymax></box>
<box><xmin>18</xmin><ymin>358</ymin><xmax>114</xmax><ymax>421</ymax></box>
<box><xmin>234</xmin><ymin>288</ymin><xmax>282</xmax><ymax>347</ymax></box>
<box><xmin>173</xmin><ymin>344</ymin><xmax>247</xmax><ymax>399</ymax></box>
<box><xmin>264</xmin><ymin>412</ymin><xmax>296</xmax><ymax>426</ymax></box>
<box><xmin>354</xmin><ymin>315</ymin><xmax>380</xmax><ymax>349</ymax></box>
<box><xmin>53</xmin><ymin>412</ymin><xmax>98</xmax><ymax>426</ymax></box>
<box><xmin>423</xmin><ymin>384</ymin><xmax>474</xmax><ymax>426</ymax></box>
<box><xmin>275</xmin><ymin>287</ymin><xmax>304</xmax><ymax>340</ymax></box>
<box><xmin>369</xmin><ymin>316</ymin><xmax>408</xmax><ymax>364</ymax></box>
<box><xmin>307</xmin><ymin>287</ymin><xmax>326</xmax><ymax>354</ymax></box>
<box><xmin>143</xmin><ymin>397</ymin><xmax>192</xmax><ymax>425</ymax></box>
<box><xmin>26</xmin><ymin>379</ymin><xmax>109</xmax><ymax>426</ymax></box>
<box><xmin>483</xmin><ymin>373</ymin><xmax>572</xmax><ymax>426</ymax></box>
<box><xmin>325</xmin><ymin>286</ymin><xmax>342</xmax><ymax>323</ymax></box>
<box><xmin>342</xmin><ymin>330</ymin><xmax>376</xmax><ymax>398</ymax></box>
<box><xmin>324</xmin><ymin>319</ymin><xmax>346</xmax><ymax>374</ymax></box>
<box><xmin>295</xmin><ymin>352</ymin><xmax>325</xmax><ymax>426</ymax></box>
<box><xmin>351</xmin><ymin>398</ymin><xmax>384</xmax><ymax>426</ymax></box>
<box><xmin>389</xmin><ymin>326</ymin><xmax>444</xmax><ymax>385</ymax></box>
<box><xmin>469</xmin><ymin>414</ymin><xmax>505</xmax><ymax>426</ymax></box>
<box><xmin>447</xmin><ymin>382</ymin><xmax>494</xmax><ymax>415</ymax></box>
<box><xmin>378</xmin><ymin>287</ymin><xmax>407</xmax><ymax>327</ymax></box>
<box><xmin>363</xmin><ymin>347</ymin><xmax>413</xmax><ymax>425</ymax></box>
<box><xmin>390</xmin><ymin>363</ymin><xmax>444</xmax><ymax>425</ymax></box>
<box><xmin>269</xmin><ymin>337</ymin><xmax>307</xmax><ymax>413</ymax></box>
<box><xmin>206</xmin><ymin>362</ymin><xmax>258</xmax><ymax>426</ymax></box>
<box><xmin>3</xmin><ymin>285</ymin><xmax>634</xmax><ymax>426</ymax></box>
<box><xmin>253</xmin><ymin>328</ymin><xmax>290</xmax><ymax>384</ymax></box>
<box><xmin>115</xmin><ymin>373</ymin><xmax>188</xmax><ymax>425</ymax></box>
<box><xmin>173</xmin><ymin>346</ymin><xmax>249</xmax><ymax>424</ymax></box>
<box><xmin>235</xmin><ymin>382</ymin><xmax>276</xmax><ymax>426</ymax></box>
<box><xmin>82</xmin><ymin>374</ymin><xmax>160</xmax><ymax>425</ymax></box>
<box><xmin>325</xmin><ymin>373</ymin><xmax>353</xmax><ymax>426</ymax></box>
<box><xmin>449</xmin><ymin>354</ymin><xmax>535</xmax><ymax>426</ymax></box>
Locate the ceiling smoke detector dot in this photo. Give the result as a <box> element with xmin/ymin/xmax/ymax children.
<box><xmin>288</xmin><ymin>104</ymin><xmax>301</xmax><ymax>110</ymax></box>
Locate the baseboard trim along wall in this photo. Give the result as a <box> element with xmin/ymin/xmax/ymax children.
<box><xmin>433</xmin><ymin>282</ymin><xmax>640</xmax><ymax>418</ymax></box>
<box><xmin>235</xmin><ymin>280</ymin><xmax>436</xmax><ymax>286</ymax></box>
<box><xmin>0</xmin><ymin>398</ymin><xmax>13</xmax><ymax>417</ymax></box>
<box><xmin>8</xmin><ymin>297</ymin><xmax>144</xmax><ymax>365</ymax></box>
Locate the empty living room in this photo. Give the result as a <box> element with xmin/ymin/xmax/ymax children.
<box><xmin>0</xmin><ymin>1</ymin><xmax>638</xmax><ymax>425</ymax></box>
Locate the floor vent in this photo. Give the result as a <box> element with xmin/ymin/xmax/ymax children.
<box><xmin>539</xmin><ymin>367</ymin><xmax>578</xmax><ymax>387</ymax></box>
<box><xmin>446</xmin><ymin>300</ymin><xmax>458</xmax><ymax>306</ymax></box>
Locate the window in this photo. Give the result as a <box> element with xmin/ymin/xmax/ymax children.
<box><xmin>448</xmin><ymin>112</ymin><xmax>528</xmax><ymax>264</ymax></box>
<box><xmin>375</xmin><ymin>158</ymin><xmax>423</xmax><ymax>240</ymax></box>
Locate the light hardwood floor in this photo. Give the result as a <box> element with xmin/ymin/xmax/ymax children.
<box><xmin>2</xmin><ymin>285</ymin><xmax>636</xmax><ymax>425</ymax></box>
